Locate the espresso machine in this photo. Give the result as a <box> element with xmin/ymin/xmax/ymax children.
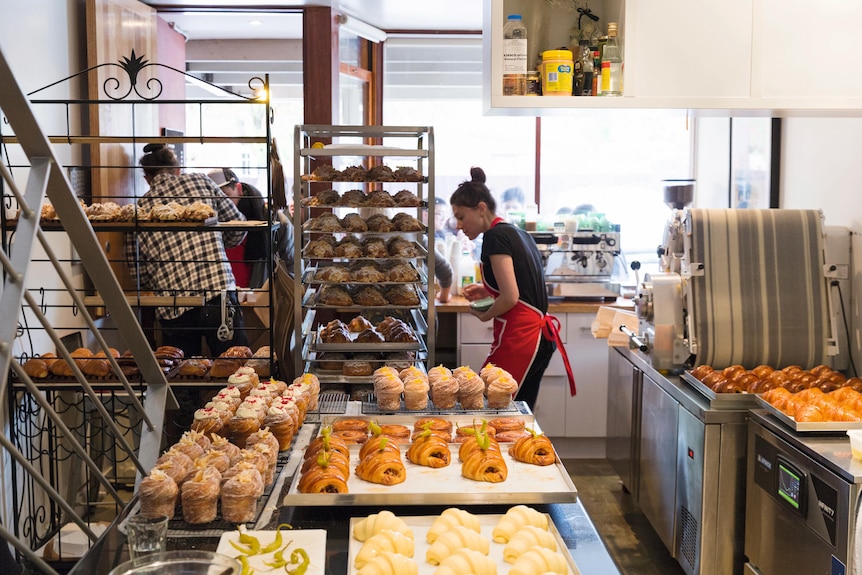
<box><xmin>539</xmin><ymin>228</ymin><xmax>622</xmax><ymax>300</ymax></box>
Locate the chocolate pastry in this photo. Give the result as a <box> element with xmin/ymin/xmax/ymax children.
<box><xmin>319</xmin><ymin>285</ymin><xmax>354</xmax><ymax>306</ymax></box>
<box><xmin>365</xmin><ymin>214</ymin><xmax>396</xmax><ymax>232</ymax></box>
<box><xmin>338</xmin><ymin>189</ymin><xmax>367</xmax><ymax>206</ymax></box>
<box><xmin>393</xmin><ymin>166</ymin><xmax>424</xmax><ymax>182</ymax></box>
<box><xmin>366</xmin><ymin>165</ymin><xmax>396</xmax><ymax>182</ymax></box>
<box><xmin>393</xmin><ymin>189</ymin><xmax>421</xmax><ymax>206</ymax></box>
<box><xmin>364</xmin><ymin>190</ymin><xmax>396</xmax><ymax>207</ymax></box>
<box><xmin>340</xmin><ymin>213</ymin><xmax>368</xmax><ymax>232</ymax></box>
<box><xmin>339</xmin><ymin>165</ymin><xmax>368</xmax><ymax>182</ymax></box>
<box><xmin>311</xmin><ymin>165</ymin><xmax>341</xmax><ymax>181</ymax></box>
<box><xmin>314</xmin><ymin>189</ymin><xmax>340</xmax><ymax>205</ymax></box>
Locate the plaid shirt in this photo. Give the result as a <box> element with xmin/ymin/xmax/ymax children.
<box><xmin>127</xmin><ymin>172</ymin><xmax>247</xmax><ymax>320</ymax></box>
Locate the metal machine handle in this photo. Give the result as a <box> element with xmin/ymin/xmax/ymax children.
<box><xmin>620</xmin><ymin>324</ymin><xmax>648</xmax><ymax>352</ymax></box>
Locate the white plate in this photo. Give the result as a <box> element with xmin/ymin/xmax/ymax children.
<box><xmin>346</xmin><ymin>512</ymin><xmax>581</xmax><ymax>575</ymax></box>
<box><xmin>216</xmin><ymin>528</ymin><xmax>327</xmax><ymax>575</ymax></box>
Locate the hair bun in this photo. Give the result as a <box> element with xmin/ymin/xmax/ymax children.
<box><xmin>469</xmin><ymin>166</ymin><xmax>486</xmax><ymax>184</ymax></box>
<box><xmin>143</xmin><ymin>143</ymin><xmax>166</xmax><ymax>154</ymax></box>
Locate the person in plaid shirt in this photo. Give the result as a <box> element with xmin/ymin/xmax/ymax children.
<box><xmin>127</xmin><ymin>143</ymin><xmax>250</xmax><ymax>356</ymax></box>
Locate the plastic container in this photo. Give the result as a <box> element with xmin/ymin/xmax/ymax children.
<box><xmin>541</xmin><ymin>50</ymin><xmax>574</xmax><ymax>96</ymax></box>
<box><xmin>503</xmin><ymin>14</ymin><xmax>528</xmax><ymax>95</ymax></box>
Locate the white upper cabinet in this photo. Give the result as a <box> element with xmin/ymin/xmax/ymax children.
<box><xmin>484</xmin><ymin>0</ymin><xmax>862</xmax><ymax>115</ymax></box>
<box><xmin>626</xmin><ymin>0</ymin><xmax>752</xmax><ymax>99</ymax></box>
<box><xmin>752</xmin><ymin>0</ymin><xmax>862</xmax><ymax>107</ymax></box>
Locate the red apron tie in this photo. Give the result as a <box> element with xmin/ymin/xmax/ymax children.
<box><xmin>543</xmin><ymin>314</ymin><xmax>576</xmax><ymax>396</ymax></box>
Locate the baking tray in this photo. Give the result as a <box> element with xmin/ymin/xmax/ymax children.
<box><xmin>302</xmin><ymin>240</ymin><xmax>428</xmax><ymax>261</ymax></box>
<box><xmin>754</xmin><ymin>395</ymin><xmax>862</xmax><ymax>433</ymax></box>
<box><xmin>346</xmin><ymin>512</ymin><xmax>581</xmax><ymax>575</ymax></box>
<box><xmin>680</xmin><ymin>371</ymin><xmax>762</xmax><ymax>409</ymax></box>
<box><xmin>302</xmin><ymin>263</ymin><xmax>427</xmax><ymax>286</ymax></box>
<box><xmin>284</xmin><ymin>433</ymin><xmax>575</xmax><ymax>506</ymax></box>
<box><xmin>303</xmin><ymin>220</ymin><xmax>427</xmax><ymax>235</ymax></box>
<box><xmin>361</xmin><ymin>396</ymin><xmax>519</xmax><ymax>415</ymax></box>
<box><xmin>311</xmin><ymin>329</ymin><xmax>423</xmax><ymax>352</ymax></box>
<box><xmin>303</xmin><ymin>285</ymin><xmax>428</xmax><ymax>309</ymax></box>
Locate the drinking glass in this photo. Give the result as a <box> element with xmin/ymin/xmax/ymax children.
<box><xmin>125</xmin><ymin>515</ymin><xmax>168</xmax><ymax>559</ymax></box>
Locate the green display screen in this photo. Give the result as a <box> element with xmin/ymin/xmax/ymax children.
<box><xmin>777</xmin><ymin>462</ymin><xmax>802</xmax><ymax>509</ymax></box>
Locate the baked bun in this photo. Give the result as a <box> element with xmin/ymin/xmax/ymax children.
<box><xmin>352</xmin><ymin>286</ymin><xmax>387</xmax><ymax>306</ymax></box>
<box><xmin>348</xmin><ymin>316</ymin><xmax>374</xmax><ymax>333</ymax></box>
<box><xmin>335</xmin><ymin>239</ymin><xmax>364</xmax><ymax>259</ymax></box>
<box><xmin>315</xmin><ymin>266</ymin><xmax>351</xmax><ymax>283</ymax></box>
<box><xmin>310</xmin><ymin>213</ymin><xmax>343</xmax><ymax>232</ymax></box>
<box><xmin>338</xmin><ymin>189</ymin><xmax>367</xmax><ymax>206</ymax></box>
<box><xmin>304</xmin><ymin>239</ymin><xmax>336</xmax><ymax>258</ymax></box>
<box><xmin>183</xmin><ymin>201</ymin><xmax>216</xmax><ymax>221</ymax></box>
<box><xmin>394</xmin><ymin>166</ymin><xmax>423</xmax><ymax>182</ymax></box>
<box><xmin>178</xmin><ymin>357</ymin><xmax>212</xmax><ymax>377</ymax></box>
<box><xmin>365</xmin><ymin>214</ymin><xmax>396</xmax><ymax>233</ymax></box>
<box><xmin>343</xmin><ymin>360</ymin><xmax>374</xmax><ymax>377</ymax></box>
<box><xmin>314</xmin><ymin>188</ymin><xmax>340</xmax><ymax>205</ymax></box>
<box><xmin>362</xmin><ymin>238</ymin><xmax>390</xmax><ymax>257</ymax></box>
<box><xmin>393</xmin><ymin>189</ymin><xmax>421</xmax><ymax>206</ymax></box>
<box><xmin>355</xmin><ymin>328</ymin><xmax>385</xmax><ymax>344</ymax></box>
<box><xmin>319</xmin><ymin>286</ymin><xmax>354</xmax><ymax>306</ymax></box>
<box><xmin>340</xmin><ymin>213</ymin><xmax>368</xmax><ymax>232</ymax></box>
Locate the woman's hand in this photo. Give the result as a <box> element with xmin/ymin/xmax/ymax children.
<box><xmin>461</xmin><ymin>283</ymin><xmax>489</xmax><ymax>301</ymax></box>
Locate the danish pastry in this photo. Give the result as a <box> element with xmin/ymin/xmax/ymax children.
<box><xmin>355</xmin><ymin>448</ymin><xmax>406</xmax><ymax>486</ymax></box>
<box><xmin>338</xmin><ymin>189</ymin><xmax>367</xmax><ymax>206</ymax></box>
<box><xmin>352</xmin><ymin>285</ymin><xmax>387</xmax><ymax>306</ymax></box>
<box><xmin>366</xmin><ymin>165</ymin><xmax>396</xmax><ymax>182</ymax></box>
<box><xmin>393</xmin><ymin>166</ymin><xmax>423</xmax><ymax>182</ymax></box>
<box><xmin>406</xmin><ymin>432</ymin><xmax>450</xmax><ymax>468</ymax></box>
<box><xmin>340</xmin><ymin>213</ymin><xmax>368</xmax><ymax>232</ymax></box>
<box><xmin>393</xmin><ymin>189</ymin><xmax>421</xmax><ymax>206</ymax></box>
<box><xmin>183</xmin><ymin>201</ymin><xmax>216</xmax><ymax>221</ymax></box>
<box><xmin>509</xmin><ymin>432</ymin><xmax>557</xmax><ymax>466</ymax></box>
<box><xmin>348</xmin><ymin>316</ymin><xmax>374</xmax><ymax>333</ymax></box>
<box><xmin>365</xmin><ymin>214</ymin><xmax>396</xmax><ymax>233</ymax></box>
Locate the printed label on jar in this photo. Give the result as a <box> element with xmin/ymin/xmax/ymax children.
<box><xmin>542</xmin><ymin>62</ymin><xmax>573</xmax><ymax>95</ymax></box>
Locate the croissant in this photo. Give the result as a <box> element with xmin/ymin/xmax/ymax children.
<box><xmin>461</xmin><ymin>448</ymin><xmax>508</xmax><ymax>483</ymax></box>
<box><xmin>406</xmin><ymin>433</ymin><xmax>451</xmax><ymax>468</ymax></box>
<box><xmin>359</xmin><ymin>436</ymin><xmax>401</xmax><ymax>462</ymax></box>
<box><xmin>492</xmin><ymin>505</ymin><xmax>549</xmax><ymax>543</ymax></box>
<box><xmin>508</xmin><ymin>546</ymin><xmax>569</xmax><ymax>575</ymax></box>
<box><xmin>354</xmin><ymin>530</ymin><xmax>415</xmax><ymax>569</ymax></box>
<box><xmin>22</xmin><ymin>358</ymin><xmax>49</xmax><ymax>378</ymax></box>
<box><xmin>425</xmin><ymin>525</ymin><xmax>490</xmax><ymax>566</ymax></box>
<box><xmin>433</xmin><ymin>548</ymin><xmax>497</xmax><ymax>575</ymax></box>
<box><xmin>300</xmin><ymin>449</ymin><xmax>350</xmax><ymax>478</ymax></box>
<box><xmin>355</xmin><ymin>450</ymin><xmax>407</xmax><ymax>486</ymax></box>
<box><xmin>509</xmin><ymin>433</ymin><xmax>557</xmax><ymax>466</ymax></box>
<box><xmin>426</xmin><ymin>508</ymin><xmax>482</xmax><ymax>544</ymax></box>
<box><xmin>458</xmin><ymin>434</ymin><xmax>501</xmax><ymax>462</ymax></box>
<box><xmin>352</xmin><ymin>510</ymin><xmax>414</xmax><ymax>542</ymax></box>
<box><xmin>297</xmin><ymin>465</ymin><xmax>349</xmax><ymax>494</ymax></box>
<box><xmin>503</xmin><ymin>525</ymin><xmax>559</xmax><ymax>564</ymax></box>
<box><xmin>355</xmin><ymin>551</ymin><xmax>418</xmax><ymax>575</ymax></box>
<box><xmin>304</xmin><ymin>434</ymin><xmax>350</xmax><ymax>461</ymax></box>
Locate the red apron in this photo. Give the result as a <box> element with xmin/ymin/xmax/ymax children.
<box><xmin>481</xmin><ymin>218</ymin><xmax>576</xmax><ymax>396</ymax></box>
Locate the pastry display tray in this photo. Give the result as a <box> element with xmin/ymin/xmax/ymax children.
<box><xmin>302</xmin><ymin>221</ymin><xmax>428</xmax><ymax>234</ymax></box>
<box><xmin>346</xmin><ymin>512</ymin><xmax>581</xmax><ymax>575</ymax></box>
<box><xmin>680</xmin><ymin>371</ymin><xmax>761</xmax><ymax>409</ymax></box>
<box><xmin>283</xmin><ymin>415</ymin><xmax>575</xmax><ymax>507</ymax></box>
<box><xmin>361</xmin><ymin>396</ymin><xmax>518</xmax><ymax>415</ymax></box>
<box><xmin>755</xmin><ymin>396</ymin><xmax>862</xmax><ymax>433</ymax></box>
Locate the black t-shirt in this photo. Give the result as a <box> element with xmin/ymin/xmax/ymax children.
<box><xmin>481</xmin><ymin>221</ymin><xmax>548</xmax><ymax>312</ymax></box>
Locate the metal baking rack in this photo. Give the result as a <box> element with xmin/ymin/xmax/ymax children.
<box><xmin>301</xmin><ymin>262</ymin><xmax>428</xmax><ymax>286</ymax></box>
<box><xmin>361</xmin><ymin>395</ymin><xmax>521</xmax><ymax>415</ymax></box>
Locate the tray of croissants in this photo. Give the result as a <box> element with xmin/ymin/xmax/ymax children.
<box><xmin>346</xmin><ymin>507</ymin><xmax>581</xmax><ymax>575</ymax></box>
<box><xmin>11</xmin><ymin>199</ymin><xmax>226</xmax><ymax>227</ymax></box>
<box><xmin>283</xmin><ymin>413</ymin><xmax>577</xmax><ymax>507</ymax></box>
<box><xmin>687</xmin><ymin>363</ymin><xmax>862</xmax><ymax>432</ymax></box>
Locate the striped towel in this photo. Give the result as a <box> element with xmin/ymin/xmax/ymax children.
<box><xmin>687</xmin><ymin>209</ymin><xmax>828</xmax><ymax>369</ymax></box>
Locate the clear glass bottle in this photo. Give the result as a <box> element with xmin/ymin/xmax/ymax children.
<box><xmin>502</xmin><ymin>14</ymin><xmax>527</xmax><ymax>96</ymax></box>
<box><xmin>579</xmin><ymin>40</ymin><xmax>593</xmax><ymax>96</ymax></box>
<box><xmin>601</xmin><ymin>22</ymin><xmax>623</xmax><ymax>96</ymax></box>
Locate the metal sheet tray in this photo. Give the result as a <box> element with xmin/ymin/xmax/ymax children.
<box><xmin>680</xmin><ymin>371</ymin><xmax>761</xmax><ymax>409</ymax></box>
<box><xmin>303</xmin><ymin>284</ymin><xmax>428</xmax><ymax>309</ymax></box>
<box><xmin>302</xmin><ymin>262</ymin><xmax>427</xmax><ymax>286</ymax></box>
<box><xmin>754</xmin><ymin>395</ymin><xmax>862</xmax><ymax>433</ymax></box>
<box><xmin>361</xmin><ymin>395</ymin><xmax>520</xmax><ymax>415</ymax></box>
<box><xmin>283</xmin><ymin>443</ymin><xmax>576</xmax><ymax>507</ymax></box>
<box><xmin>312</xmin><ymin>329</ymin><xmax>423</xmax><ymax>352</ymax></box>
<box><xmin>302</xmin><ymin>240</ymin><xmax>428</xmax><ymax>261</ymax></box>
<box><xmin>346</xmin><ymin>513</ymin><xmax>582</xmax><ymax>575</ymax></box>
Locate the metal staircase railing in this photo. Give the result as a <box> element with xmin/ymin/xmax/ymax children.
<box><xmin>0</xmin><ymin>47</ymin><xmax>175</xmax><ymax>575</ymax></box>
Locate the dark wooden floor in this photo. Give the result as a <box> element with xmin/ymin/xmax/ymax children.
<box><xmin>562</xmin><ymin>459</ymin><xmax>686</xmax><ymax>575</ymax></box>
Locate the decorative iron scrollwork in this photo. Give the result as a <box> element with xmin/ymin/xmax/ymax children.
<box><xmin>28</xmin><ymin>50</ymin><xmax>264</xmax><ymax>102</ymax></box>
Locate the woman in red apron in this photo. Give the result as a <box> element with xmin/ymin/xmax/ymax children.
<box><xmin>450</xmin><ymin>167</ymin><xmax>574</xmax><ymax>409</ymax></box>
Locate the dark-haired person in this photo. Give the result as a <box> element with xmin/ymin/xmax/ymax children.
<box><xmin>127</xmin><ymin>143</ymin><xmax>250</xmax><ymax>357</ymax></box>
<box><xmin>450</xmin><ymin>167</ymin><xmax>574</xmax><ymax>409</ymax></box>
<box><xmin>207</xmin><ymin>168</ymin><xmax>272</xmax><ymax>289</ymax></box>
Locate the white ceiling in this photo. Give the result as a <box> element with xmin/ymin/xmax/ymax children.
<box><xmin>145</xmin><ymin>0</ymin><xmax>483</xmax><ymax>40</ymax></box>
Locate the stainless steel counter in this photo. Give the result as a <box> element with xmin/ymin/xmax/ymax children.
<box><xmin>750</xmin><ymin>409</ymin><xmax>862</xmax><ymax>484</ymax></box>
<box><xmin>70</xmin><ymin>417</ymin><xmax>621</xmax><ymax>575</ymax></box>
